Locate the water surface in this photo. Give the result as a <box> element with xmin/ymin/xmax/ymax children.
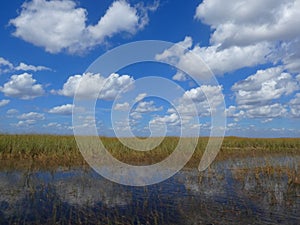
<box><xmin>0</xmin><ymin>155</ymin><xmax>299</xmax><ymax>224</ymax></box>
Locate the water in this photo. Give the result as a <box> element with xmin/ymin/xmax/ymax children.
<box><xmin>0</xmin><ymin>156</ymin><xmax>300</xmax><ymax>224</ymax></box>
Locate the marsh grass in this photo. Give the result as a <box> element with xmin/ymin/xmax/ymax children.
<box><xmin>0</xmin><ymin>134</ymin><xmax>84</xmax><ymax>170</ymax></box>
<box><xmin>0</xmin><ymin>134</ymin><xmax>299</xmax><ymax>170</ymax></box>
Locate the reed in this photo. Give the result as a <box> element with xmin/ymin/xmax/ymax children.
<box><xmin>0</xmin><ymin>134</ymin><xmax>299</xmax><ymax>169</ymax></box>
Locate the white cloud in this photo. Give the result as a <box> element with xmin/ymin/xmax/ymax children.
<box><xmin>0</xmin><ymin>99</ymin><xmax>10</xmax><ymax>107</ymax></box>
<box><xmin>15</xmin><ymin>119</ymin><xmax>37</xmax><ymax>127</ymax></box>
<box><xmin>0</xmin><ymin>57</ymin><xmax>13</xmax><ymax>68</ymax></box>
<box><xmin>0</xmin><ymin>73</ymin><xmax>45</xmax><ymax>99</ymax></box>
<box><xmin>166</xmin><ymin>86</ymin><xmax>223</xmax><ymax>120</ymax></box>
<box><xmin>6</xmin><ymin>109</ymin><xmax>18</xmax><ymax>115</ymax></box>
<box><xmin>0</xmin><ymin>57</ymin><xmax>13</xmax><ymax>73</ymax></box>
<box><xmin>226</xmin><ymin>105</ymin><xmax>238</xmax><ymax>117</ymax></box>
<box><xmin>262</xmin><ymin>118</ymin><xmax>273</xmax><ymax>123</ymax></box>
<box><xmin>156</xmin><ymin>36</ymin><xmax>193</xmax><ymax>63</ymax></box>
<box><xmin>134</xmin><ymin>93</ymin><xmax>147</xmax><ymax>102</ymax></box>
<box><xmin>87</xmin><ymin>1</ymin><xmax>140</xmax><ymax>41</ymax></box>
<box><xmin>17</xmin><ymin>112</ymin><xmax>45</xmax><ymax>120</ymax></box>
<box><xmin>280</xmin><ymin>39</ymin><xmax>300</xmax><ymax>73</ymax></box>
<box><xmin>10</xmin><ymin>0</ymin><xmax>87</xmax><ymax>54</ymax></box>
<box><xmin>129</xmin><ymin>111</ymin><xmax>142</xmax><ymax>120</ymax></box>
<box><xmin>57</xmin><ymin>72</ymin><xmax>134</xmax><ymax>100</ymax></box>
<box><xmin>113</xmin><ymin>118</ymin><xmax>133</xmax><ymax>132</ymax></box>
<box><xmin>232</xmin><ymin>66</ymin><xmax>299</xmax><ymax>107</ymax></box>
<box><xmin>15</xmin><ymin>62</ymin><xmax>50</xmax><ymax>72</ymax></box>
<box><xmin>42</xmin><ymin>122</ymin><xmax>73</xmax><ymax>131</ymax></box>
<box><xmin>156</xmin><ymin>36</ymin><xmax>272</xmax><ymax>76</ymax></box>
<box><xmin>14</xmin><ymin>112</ymin><xmax>45</xmax><ymax>128</ymax></box>
<box><xmin>226</xmin><ymin>105</ymin><xmax>245</xmax><ymax>120</ymax></box>
<box><xmin>227</xmin><ymin>123</ymin><xmax>237</xmax><ymax>128</ymax></box>
<box><xmin>49</xmin><ymin>104</ymin><xmax>73</xmax><ymax>115</ymax></box>
<box><xmin>229</xmin><ymin>66</ymin><xmax>298</xmax><ymax>119</ymax></box>
<box><xmin>172</xmin><ymin>71</ymin><xmax>188</xmax><ymax>81</ymax></box>
<box><xmin>0</xmin><ymin>57</ymin><xmax>51</xmax><ymax>74</ymax></box>
<box><xmin>227</xmin><ymin>102</ymin><xmax>288</xmax><ymax>120</ymax></box>
<box><xmin>10</xmin><ymin>0</ymin><xmax>157</xmax><ymax>54</ymax></box>
<box><xmin>73</xmin><ymin>115</ymin><xmax>96</xmax><ymax>129</ymax></box>
<box><xmin>195</xmin><ymin>0</ymin><xmax>300</xmax><ymax>47</ymax></box>
<box><xmin>151</xmin><ymin>85</ymin><xmax>224</xmax><ymax>130</ymax></box>
<box><xmin>182</xmin><ymin>85</ymin><xmax>224</xmax><ymax>111</ymax></box>
<box><xmin>134</xmin><ymin>101</ymin><xmax>163</xmax><ymax>113</ymax></box>
<box><xmin>114</xmin><ymin>102</ymin><xmax>130</xmax><ymax>111</ymax></box>
<box><xmin>289</xmin><ymin>93</ymin><xmax>300</xmax><ymax>117</ymax></box>
<box><xmin>43</xmin><ymin>122</ymin><xmax>62</xmax><ymax>128</ymax></box>
<box><xmin>246</xmin><ymin>103</ymin><xmax>287</xmax><ymax>118</ymax></box>
<box><xmin>194</xmin><ymin>0</ymin><xmax>300</xmax><ymax>73</ymax></box>
<box><xmin>129</xmin><ymin>100</ymin><xmax>163</xmax><ymax>120</ymax></box>
<box><xmin>150</xmin><ymin>113</ymin><xmax>180</xmax><ymax>126</ymax></box>
<box><xmin>194</xmin><ymin>42</ymin><xmax>272</xmax><ymax>75</ymax></box>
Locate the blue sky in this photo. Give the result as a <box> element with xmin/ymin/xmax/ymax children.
<box><xmin>0</xmin><ymin>0</ymin><xmax>300</xmax><ymax>137</ymax></box>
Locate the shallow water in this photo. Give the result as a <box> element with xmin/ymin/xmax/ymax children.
<box><xmin>0</xmin><ymin>156</ymin><xmax>300</xmax><ymax>224</ymax></box>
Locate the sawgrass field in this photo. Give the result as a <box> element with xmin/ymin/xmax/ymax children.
<box><xmin>0</xmin><ymin>134</ymin><xmax>299</xmax><ymax>169</ymax></box>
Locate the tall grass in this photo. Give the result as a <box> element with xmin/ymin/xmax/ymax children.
<box><xmin>0</xmin><ymin>134</ymin><xmax>299</xmax><ymax>169</ymax></box>
<box><xmin>0</xmin><ymin>134</ymin><xmax>83</xmax><ymax>169</ymax></box>
<box><xmin>220</xmin><ymin>136</ymin><xmax>300</xmax><ymax>154</ymax></box>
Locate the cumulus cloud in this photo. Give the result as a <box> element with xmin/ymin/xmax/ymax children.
<box><xmin>195</xmin><ymin>0</ymin><xmax>300</xmax><ymax>47</ymax></box>
<box><xmin>226</xmin><ymin>105</ymin><xmax>245</xmax><ymax>120</ymax></box>
<box><xmin>0</xmin><ymin>99</ymin><xmax>10</xmax><ymax>107</ymax></box>
<box><xmin>129</xmin><ymin>100</ymin><xmax>163</xmax><ymax>120</ymax></box>
<box><xmin>0</xmin><ymin>57</ymin><xmax>13</xmax><ymax>68</ymax></box>
<box><xmin>73</xmin><ymin>115</ymin><xmax>97</xmax><ymax>130</ymax></box>
<box><xmin>57</xmin><ymin>72</ymin><xmax>134</xmax><ymax>100</ymax></box>
<box><xmin>49</xmin><ymin>104</ymin><xmax>73</xmax><ymax>115</ymax></box>
<box><xmin>0</xmin><ymin>57</ymin><xmax>13</xmax><ymax>73</ymax></box>
<box><xmin>0</xmin><ymin>57</ymin><xmax>50</xmax><ymax>74</ymax></box>
<box><xmin>190</xmin><ymin>0</ymin><xmax>300</xmax><ymax>121</ymax></box>
<box><xmin>172</xmin><ymin>71</ymin><xmax>188</xmax><ymax>81</ymax></box>
<box><xmin>261</xmin><ymin>118</ymin><xmax>273</xmax><ymax>123</ymax></box>
<box><xmin>150</xmin><ymin>113</ymin><xmax>180</xmax><ymax>126</ymax></box>
<box><xmin>43</xmin><ymin>122</ymin><xmax>62</xmax><ymax>128</ymax></box>
<box><xmin>14</xmin><ymin>112</ymin><xmax>45</xmax><ymax>127</ymax></box>
<box><xmin>0</xmin><ymin>73</ymin><xmax>45</xmax><ymax>99</ymax></box>
<box><xmin>134</xmin><ymin>101</ymin><xmax>163</xmax><ymax>113</ymax></box>
<box><xmin>9</xmin><ymin>0</ymin><xmax>158</xmax><ymax>54</ymax></box>
<box><xmin>246</xmin><ymin>103</ymin><xmax>287</xmax><ymax>118</ymax></box>
<box><xmin>6</xmin><ymin>109</ymin><xmax>18</xmax><ymax>115</ymax></box>
<box><xmin>280</xmin><ymin>39</ymin><xmax>300</xmax><ymax>73</ymax></box>
<box><xmin>43</xmin><ymin>122</ymin><xmax>72</xmax><ymax>132</ymax></box>
<box><xmin>15</xmin><ymin>62</ymin><xmax>50</xmax><ymax>72</ymax></box>
<box><xmin>232</xmin><ymin>66</ymin><xmax>299</xmax><ymax>107</ymax></box>
<box><xmin>226</xmin><ymin>66</ymin><xmax>300</xmax><ymax>120</ymax></box>
<box><xmin>182</xmin><ymin>85</ymin><xmax>224</xmax><ymax>108</ymax></box>
<box><xmin>150</xmin><ymin>85</ymin><xmax>223</xmax><ymax>130</ymax></box>
<box><xmin>196</xmin><ymin>42</ymin><xmax>272</xmax><ymax>75</ymax></box>
<box><xmin>195</xmin><ymin>0</ymin><xmax>300</xmax><ymax>73</ymax></box>
<box><xmin>156</xmin><ymin>36</ymin><xmax>272</xmax><ymax>76</ymax></box>
<box><xmin>226</xmin><ymin>103</ymin><xmax>288</xmax><ymax>120</ymax></box>
<box><xmin>15</xmin><ymin>120</ymin><xmax>37</xmax><ymax>127</ymax></box>
<box><xmin>114</xmin><ymin>102</ymin><xmax>130</xmax><ymax>111</ymax></box>
<box><xmin>170</xmin><ymin>85</ymin><xmax>224</xmax><ymax>119</ymax></box>
<box><xmin>134</xmin><ymin>93</ymin><xmax>147</xmax><ymax>102</ymax></box>
<box><xmin>129</xmin><ymin>111</ymin><xmax>142</xmax><ymax>120</ymax></box>
<box><xmin>289</xmin><ymin>93</ymin><xmax>300</xmax><ymax>117</ymax></box>
<box><xmin>17</xmin><ymin>112</ymin><xmax>45</xmax><ymax>120</ymax></box>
